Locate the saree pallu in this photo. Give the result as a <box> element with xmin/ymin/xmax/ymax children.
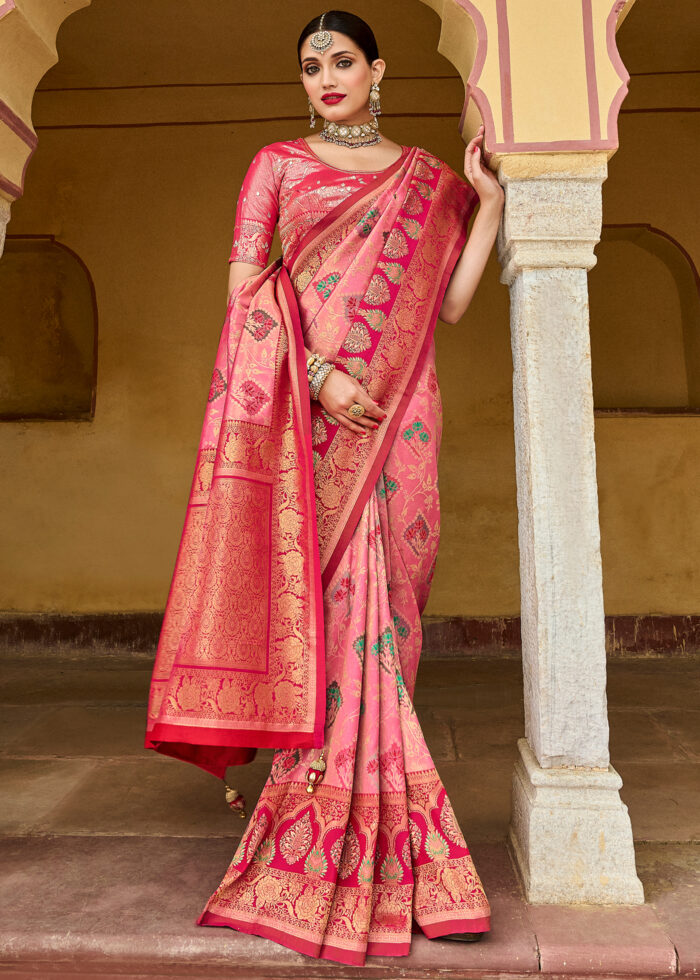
<box><xmin>145</xmin><ymin>146</ymin><xmax>491</xmax><ymax>962</ymax></box>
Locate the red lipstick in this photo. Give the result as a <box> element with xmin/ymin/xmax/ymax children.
<box><xmin>321</xmin><ymin>93</ymin><xmax>346</xmax><ymax>104</ymax></box>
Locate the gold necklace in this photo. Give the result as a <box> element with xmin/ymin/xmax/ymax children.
<box><xmin>320</xmin><ymin>117</ymin><xmax>382</xmax><ymax>148</ymax></box>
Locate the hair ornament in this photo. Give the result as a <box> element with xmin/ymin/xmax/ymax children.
<box><xmin>309</xmin><ymin>12</ymin><xmax>334</xmax><ymax>53</ymax></box>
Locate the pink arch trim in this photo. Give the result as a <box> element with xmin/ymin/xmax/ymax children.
<box><xmin>449</xmin><ymin>0</ymin><xmax>498</xmax><ymax>147</ymax></box>
<box><xmin>582</xmin><ymin>0</ymin><xmax>601</xmax><ymax>142</ymax></box>
<box><xmin>0</xmin><ymin>98</ymin><xmax>38</xmax><ymax>202</ymax></box>
<box><xmin>605</xmin><ymin>0</ymin><xmax>632</xmax><ymax>149</ymax></box>
<box><xmin>445</xmin><ymin>0</ymin><xmax>633</xmax><ymax>152</ymax></box>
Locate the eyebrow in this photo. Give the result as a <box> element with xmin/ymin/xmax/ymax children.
<box><xmin>301</xmin><ymin>50</ymin><xmax>354</xmax><ymax>65</ymax></box>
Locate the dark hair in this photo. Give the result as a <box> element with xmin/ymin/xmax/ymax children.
<box><xmin>297</xmin><ymin>10</ymin><xmax>379</xmax><ymax>67</ymax></box>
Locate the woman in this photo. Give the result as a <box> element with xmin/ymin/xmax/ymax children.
<box><xmin>145</xmin><ymin>9</ymin><xmax>504</xmax><ymax>966</ymax></box>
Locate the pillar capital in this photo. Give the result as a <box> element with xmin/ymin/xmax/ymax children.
<box><xmin>496</xmin><ymin>153</ymin><xmax>608</xmax><ymax>284</ymax></box>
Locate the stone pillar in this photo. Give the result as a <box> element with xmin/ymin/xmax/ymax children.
<box><xmin>0</xmin><ymin>198</ymin><xmax>10</xmax><ymax>257</ymax></box>
<box><xmin>497</xmin><ymin>154</ymin><xmax>644</xmax><ymax>904</ymax></box>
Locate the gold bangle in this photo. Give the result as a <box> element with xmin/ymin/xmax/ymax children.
<box><xmin>307</xmin><ymin>354</ymin><xmax>326</xmax><ymax>381</ymax></box>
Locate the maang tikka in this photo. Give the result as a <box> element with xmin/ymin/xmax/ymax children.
<box><xmin>309</xmin><ymin>12</ymin><xmax>333</xmax><ymax>54</ymax></box>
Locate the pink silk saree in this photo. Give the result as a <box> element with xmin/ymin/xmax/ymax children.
<box><xmin>145</xmin><ymin>140</ymin><xmax>491</xmax><ymax>963</ymax></box>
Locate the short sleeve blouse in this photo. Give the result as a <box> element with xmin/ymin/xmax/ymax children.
<box><xmin>229</xmin><ymin>147</ymin><xmax>281</xmax><ymax>266</ymax></box>
<box><xmin>228</xmin><ymin>139</ymin><xmax>412</xmax><ymax>268</ymax></box>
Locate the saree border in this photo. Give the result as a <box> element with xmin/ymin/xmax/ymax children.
<box><xmin>199</xmin><ymin>909</ymin><xmax>490</xmax><ymax>964</ymax></box>
<box><xmin>198</xmin><ymin>911</ymin><xmax>413</xmax><ymax>966</ymax></box>
<box><xmin>146</xmin><ymin>720</ymin><xmax>318</xmax><ymax>751</ymax></box>
<box><xmin>320</xmin><ymin>175</ymin><xmax>478</xmax><ymax>590</ymax></box>
<box><xmin>279</xmin><ymin>264</ymin><xmax>327</xmax><ymax>751</ymax></box>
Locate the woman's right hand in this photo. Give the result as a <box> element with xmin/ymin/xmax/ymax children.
<box><xmin>318</xmin><ymin>368</ymin><xmax>387</xmax><ymax>436</ymax></box>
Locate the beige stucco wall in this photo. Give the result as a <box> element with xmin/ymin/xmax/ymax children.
<box><xmin>0</xmin><ymin>2</ymin><xmax>697</xmax><ymax>616</ymax></box>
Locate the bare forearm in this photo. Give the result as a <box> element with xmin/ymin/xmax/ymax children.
<box><xmin>438</xmin><ymin>200</ymin><xmax>503</xmax><ymax>324</ymax></box>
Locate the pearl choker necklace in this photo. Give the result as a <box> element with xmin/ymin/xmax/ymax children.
<box><xmin>320</xmin><ymin>118</ymin><xmax>382</xmax><ymax>148</ymax></box>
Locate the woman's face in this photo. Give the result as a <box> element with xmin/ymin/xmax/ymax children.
<box><xmin>299</xmin><ymin>31</ymin><xmax>385</xmax><ymax>125</ymax></box>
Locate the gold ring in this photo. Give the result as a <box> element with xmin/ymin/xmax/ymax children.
<box><xmin>348</xmin><ymin>403</ymin><xmax>365</xmax><ymax>418</ymax></box>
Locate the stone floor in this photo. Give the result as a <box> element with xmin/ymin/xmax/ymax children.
<box><xmin>0</xmin><ymin>652</ymin><xmax>698</xmax><ymax>978</ymax></box>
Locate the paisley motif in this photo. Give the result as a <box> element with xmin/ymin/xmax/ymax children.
<box><xmin>425</xmin><ymin>830</ymin><xmax>449</xmax><ymax>860</ymax></box>
<box><xmin>415</xmin><ymin>158</ymin><xmax>437</xmax><ymax>179</ymax></box>
<box><xmin>399</xmin><ymin>216</ymin><xmax>422</xmax><ymax>240</ymax></box>
<box><xmin>378</xmin><ymin>261</ymin><xmax>404</xmax><ymax>285</ymax></box>
<box><xmin>403</xmin><ymin>187</ymin><xmax>424</xmax><ymax>215</ymax></box>
<box><xmin>304</xmin><ymin>847</ymin><xmax>328</xmax><ymax>876</ymax></box>
<box><xmin>342</xmin><ymin>321</ymin><xmax>372</xmax><ymax>353</ymax></box>
<box><xmin>338</xmin><ymin>824</ymin><xmax>361</xmax><ymax>879</ymax></box>
<box><xmin>279</xmin><ymin>810</ymin><xmax>314</xmax><ymax>865</ymax></box>
<box><xmin>358</xmin><ymin>855</ymin><xmax>374</xmax><ymax>884</ymax></box>
<box><xmin>365</xmin><ymin>273</ymin><xmax>391</xmax><ymax>306</ymax></box>
<box><xmin>380</xmin><ymin>855</ymin><xmax>403</xmax><ymax>881</ymax></box>
<box><xmin>358</xmin><ymin>308</ymin><xmax>386</xmax><ymax>332</ymax></box>
<box><xmin>325</xmin><ymin>680</ymin><xmax>342</xmax><ymax>727</ymax></box>
<box><xmin>208</xmin><ymin>368</ymin><xmax>227</xmax><ymax>402</ymax></box>
<box><xmin>382</xmin><ymin>227</ymin><xmax>409</xmax><ymax>258</ymax></box>
<box><xmin>337</xmin><ymin>355</ymin><xmax>367</xmax><ymax>379</ymax></box>
<box><xmin>244</xmin><ymin>308</ymin><xmax>277</xmax><ymax>341</ymax></box>
<box><xmin>253</xmin><ymin>837</ymin><xmax>276</xmax><ymax>865</ymax></box>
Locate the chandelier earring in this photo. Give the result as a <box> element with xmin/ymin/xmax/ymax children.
<box><xmin>369</xmin><ymin>81</ymin><xmax>382</xmax><ymax>117</ymax></box>
<box><xmin>308</xmin><ymin>97</ymin><xmax>316</xmax><ymax>130</ymax></box>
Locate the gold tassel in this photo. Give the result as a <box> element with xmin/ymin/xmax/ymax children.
<box><xmin>305</xmin><ymin>748</ymin><xmax>327</xmax><ymax>794</ymax></box>
<box><xmin>224</xmin><ymin>782</ymin><xmax>247</xmax><ymax>819</ymax></box>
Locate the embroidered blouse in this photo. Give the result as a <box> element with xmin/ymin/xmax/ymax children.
<box><xmin>229</xmin><ymin>138</ymin><xmax>411</xmax><ymax>268</ymax></box>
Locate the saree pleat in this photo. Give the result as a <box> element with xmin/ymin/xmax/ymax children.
<box><xmin>198</xmin><ymin>348</ymin><xmax>491</xmax><ymax>964</ymax></box>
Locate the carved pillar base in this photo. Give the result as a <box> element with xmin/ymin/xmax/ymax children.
<box><xmin>510</xmin><ymin>739</ymin><xmax>644</xmax><ymax>904</ymax></box>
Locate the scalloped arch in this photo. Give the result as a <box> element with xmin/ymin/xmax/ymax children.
<box><xmin>0</xmin><ymin>0</ymin><xmax>92</xmax><ymax>201</ymax></box>
<box><xmin>416</xmin><ymin>0</ymin><xmax>637</xmax><ymax>158</ymax></box>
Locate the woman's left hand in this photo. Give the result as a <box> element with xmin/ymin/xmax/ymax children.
<box><xmin>464</xmin><ymin>125</ymin><xmax>504</xmax><ymax>210</ymax></box>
